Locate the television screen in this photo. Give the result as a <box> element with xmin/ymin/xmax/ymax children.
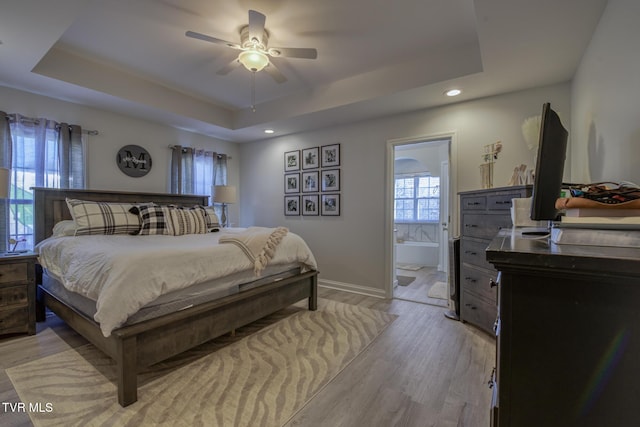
<box><xmin>530</xmin><ymin>102</ymin><xmax>568</xmax><ymax>224</ymax></box>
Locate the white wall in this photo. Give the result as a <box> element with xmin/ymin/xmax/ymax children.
<box><xmin>0</xmin><ymin>85</ymin><xmax>240</xmax><ymax>220</ymax></box>
<box><xmin>571</xmin><ymin>0</ymin><xmax>640</xmax><ymax>184</ymax></box>
<box><xmin>239</xmin><ymin>83</ymin><xmax>571</xmax><ymax>296</ymax></box>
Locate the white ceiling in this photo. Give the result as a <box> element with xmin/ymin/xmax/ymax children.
<box><xmin>0</xmin><ymin>0</ymin><xmax>608</xmax><ymax>142</ymax></box>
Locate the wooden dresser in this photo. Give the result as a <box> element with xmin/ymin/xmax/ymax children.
<box><xmin>0</xmin><ymin>252</ymin><xmax>38</xmax><ymax>336</ymax></box>
<box><xmin>458</xmin><ymin>185</ymin><xmax>532</xmax><ymax>334</ymax></box>
<box><xmin>487</xmin><ymin>230</ymin><xmax>640</xmax><ymax>427</ymax></box>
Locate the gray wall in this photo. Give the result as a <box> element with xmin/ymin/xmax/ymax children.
<box><xmin>239</xmin><ymin>83</ymin><xmax>571</xmax><ymax>296</ymax></box>
<box><xmin>570</xmin><ymin>0</ymin><xmax>640</xmax><ymax>184</ymax></box>
<box><xmin>0</xmin><ymin>85</ymin><xmax>240</xmax><ymax>219</ymax></box>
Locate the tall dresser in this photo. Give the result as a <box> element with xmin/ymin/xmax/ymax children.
<box><xmin>458</xmin><ymin>185</ymin><xmax>532</xmax><ymax>334</ymax></box>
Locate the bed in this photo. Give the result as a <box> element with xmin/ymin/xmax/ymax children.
<box><xmin>33</xmin><ymin>187</ymin><xmax>318</xmax><ymax>407</ymax></box>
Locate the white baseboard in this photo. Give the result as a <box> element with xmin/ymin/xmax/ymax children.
<box><xmin>318</xmin><ymin>279</ymin><xmax>388</xmax><ymax>299</ymax></box>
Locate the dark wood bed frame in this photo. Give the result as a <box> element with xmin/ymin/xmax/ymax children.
<box><xmin>33</xmin><ymin>187</ymin><xmax>318</xmax><ymax>407</ymax></box>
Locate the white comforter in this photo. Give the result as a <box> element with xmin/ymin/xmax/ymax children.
<box><xmin>35</xmin><ymin>228</ymin><xmax>317</xmax><ymax>337</ymax></box>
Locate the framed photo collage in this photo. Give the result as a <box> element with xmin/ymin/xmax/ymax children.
<box><xmin>284</xmin><ymin>144</ymin><xmax>341</xmax><ymax>216</ymax></box>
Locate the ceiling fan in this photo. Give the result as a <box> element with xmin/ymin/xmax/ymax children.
<box><xmin>185</xmin><ymin>10</ymin><xmax>318</xmax><ymax>84</ymax></box>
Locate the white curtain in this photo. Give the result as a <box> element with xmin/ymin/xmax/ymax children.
<box><xmin>1</xmin><ymin>114</ymin><xmax>85</xmax><ymax>250</ymax></box>
<box><xmin>0</xmin><ymin>112</ymin><xmax>12</xmax><ymax>252</ymax></box>
<box><xmin>171</xmin><ymin>146</ymin><xmax>228</xmax><ymax>210</ymax></box>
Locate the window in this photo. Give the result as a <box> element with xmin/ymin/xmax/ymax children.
<box><xmin>394</xmin><ymin>175</ymin><xmax>440</xmax><ymax>222</ymax></box>
<box><xmin>5</xmin><ymin>117</ymin><xmax>85</xmax><ymax>250</ymax></box>
<box><xmin>170</xmin><ymin>146</ymin><xmax>228</xmax><ymax>215</ymax></box>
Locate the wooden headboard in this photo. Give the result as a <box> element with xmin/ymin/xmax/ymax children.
<box><xmin>33</xmin><ymin>187</ymin><xmax>208</xmax><ymax>244</ymax></box>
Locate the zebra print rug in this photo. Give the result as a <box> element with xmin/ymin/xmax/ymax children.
<box><xmin>7</xmin><ymin>299</ymin><xmax>395</xmax><ymax>427</ymax></box>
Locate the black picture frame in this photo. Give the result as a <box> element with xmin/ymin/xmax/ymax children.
<box><xmin>321</xmin><ymin>193</ymin><xmax>341</xmax><ymax>216</ymax></box>
<box><xmin>302</xmin><ymin>171</ymin><xmax>319</xmax><ymax>193</ymax></box>
<box><xmin>302</xmin><ymin>194</ymin><xmax>319</xmax><ymax>216</ymax></box>
<box><xmin>321</xmin><ymin>168</ymin><xmax>341</xmax><ymax>192</ymax></box>
<box><xmin>284</xmin><ymin>173</ymin><xmax>300</xmax><ymax>194</ymax></box>
<box><xmin>284</xmin><ymin>195</ymin><xmax>300</xmax><ymax>216</ymax></box>
<box><xmin>302</xmin><ymin>147</ymin><xmax>320</xmax><ymax>170</ymax></box>
<box><xmin>321</xmin><ymin>144</ymin><xmax>340</xmax><ymax>167</ymax></box>
<box><xmin>284</xmin><ymin>150</ymin><xmax>300</xmax><ymax>172</ymax></box>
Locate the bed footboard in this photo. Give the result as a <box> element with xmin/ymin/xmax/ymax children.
<box><xmin>40</xmin><ymin>270</ymin><xmax>318</xmax><ymax>406</ymax></box>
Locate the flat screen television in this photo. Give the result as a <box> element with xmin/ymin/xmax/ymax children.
<box><xmin>525</xmin><ymin>102</ymin><xmax>568</xmax><ymax>235</ymax></box>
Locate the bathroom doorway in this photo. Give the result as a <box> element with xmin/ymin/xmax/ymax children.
<box><xmin>388</xmin><ymin>136</ymin><xmax>452</xmax><ymax>306</ymax></box>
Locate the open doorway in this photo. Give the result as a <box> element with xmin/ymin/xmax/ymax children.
<box><xmin>388</xmin><ymin>136</ymin><xmax>452</xmax><ymax>306</ymax></box>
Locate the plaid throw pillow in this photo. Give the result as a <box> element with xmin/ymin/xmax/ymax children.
<box><xmin>66</xmin><ymin>198</ymin><xmax>142</xmax><ymax>236</ymax></box>
<box><xmin>169</xmin><ymin>207</ymin><xmax>208</xmax><ymax>235</ymax></box>
<box><xmin>195</xmin><ymin>205</ymin><xmax>221</xmax><ymax>232</ymax></box>
<box><xmin>131</xmin><ymin>205</ymin><xmax>173</xmax><ymax>235</ymax></box>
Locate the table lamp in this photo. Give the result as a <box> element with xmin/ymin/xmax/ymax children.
<box><xmin>212</xmin><ymin>185</ymin><xmax>236</xmax><ymax>227</ymax></box>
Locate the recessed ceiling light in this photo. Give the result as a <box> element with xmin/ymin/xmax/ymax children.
<box><xmin>445</xmin><ymin>89</ymin><xmax>462</xmax><ymax>97</ymax></box>
<box><xmin>264</xmin><ymin>129</ymin><xmax>275</xmax><ymax>134</ymax></box>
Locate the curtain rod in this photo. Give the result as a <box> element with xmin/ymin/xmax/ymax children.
<box><xmin>5</xmin><ymin>115</ymin><xmax>99</xmax><ymax>136</ymax></box>
<box><xmin>168</xmin><ymin>145</ymin><xmax>231</xmax><ymax>159</ymax></box>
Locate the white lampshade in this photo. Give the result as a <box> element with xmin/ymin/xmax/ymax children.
<box><xmin>0</xmin><ymin>167</ymin><xmax>9</xmax><ymax>199</ymax></box>
<box><xmin>212</xmin><ymin>185</ymin><xmax>237</xmax><ymax>204</ymax></box>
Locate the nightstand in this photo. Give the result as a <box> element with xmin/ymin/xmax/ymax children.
<box><xmin>0</xmin><ymin>252</ymin><xmax>38</xmax><ymax>336</ymax></box>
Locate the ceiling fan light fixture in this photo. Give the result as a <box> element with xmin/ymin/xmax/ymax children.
<box><xmin>238</xmin><ymin>49</ymin><xmax>269</xmax><ymax>72</ymax></box>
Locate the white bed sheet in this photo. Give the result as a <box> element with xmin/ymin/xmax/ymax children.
<box><xmin>35</xmin><ymin>227</ymin><xmax>317</xmax><ymax>337</ymax></box>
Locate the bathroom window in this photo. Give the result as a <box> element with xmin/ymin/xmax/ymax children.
<box><xmin>394</xmin><ymin>175</ymin><xmax>440</xmax><ymax>222</ymax></box>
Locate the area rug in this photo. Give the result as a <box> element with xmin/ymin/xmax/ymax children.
<box><xmin>7</xmin><ymin>300</ymin><xmax>396</xmax><ymax>427</ymax></box>
<box><xmin>397</xmin><ymin>275</ymin><xmax>416</xmax><ymax>286</ymax></box>
<box><xmin>427</xmin><ymin>281</ymin><xmax>449</xmax><ymax>300</ymax></box>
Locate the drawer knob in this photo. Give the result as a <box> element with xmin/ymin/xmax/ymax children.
<box><xmin>464</xmin><ymin>276</ymin><xmax>477</xmax><ymax>283</ymax></box>
<box><xmin>490</xmin><ymin>278</ymin><xmax>498</xmax><ymax>288</ymax></box>
<box><xmin>465</xmin><ymin>224</ymin><xmax>478</xmax><ymax>228</ymax></box>
<box><xmin>464</xmin><ymin>250</ymin><xmax>477</xmax><ymax>255</ymax></box>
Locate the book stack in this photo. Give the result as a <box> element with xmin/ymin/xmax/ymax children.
<box><xmin>551</xmin><ymin>196</ymin><xmax>640</xmax><ymax>246</ymax></box>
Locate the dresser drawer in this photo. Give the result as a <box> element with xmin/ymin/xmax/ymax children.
<box><xmin>0</xmin><ymin>285</ymin><xmax>28</xmax><ymax>308</ymax></box>
<box><xmin>462</xmin><ymin>213</ymin><xmax>512</xmax><ymax>239</ymax></box>
<box><xmin>461</xmin><ymin>291</ymin><xmax>496</xmax><ymax>334</ymax></box>
<box><xmin>461</xmin><ymin>264</ymin><xmax>497</xmax><ymax>303</ymax></box>
<box><xmin>461</xmin><ymin>195</ymin><xmax>486</xmax><ymax>211</ymax></box>
<box><xmin>0</xmin><ymin>262</ymin><xmax>29</xmax><ymax>285</ymax></box>
<box><xmin>487</xmin><ymin>192</ymin><xmax>522</xmax><ymax>211</ymax></box>
<box><xmin>0</xmin><ymin>306</ymin><xmax>29</xmax><ymax>334</ymax></box>
<box><xmin>461</xmin><ymin>238</ymin><xmax>493</xmax><ymax>271</ymax></box>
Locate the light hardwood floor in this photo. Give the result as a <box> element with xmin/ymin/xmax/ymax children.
<box><xmin>1</xmin><ymin>288</ymin><xmax>495</xmax><ymax>427</ymax></box>
<box><xmin>394</xmin><ymin>265</ymin><xmax>449</xmax><ymax>307</ymax></box>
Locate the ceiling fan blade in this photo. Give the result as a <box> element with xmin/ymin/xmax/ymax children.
<box><xmin>248</xmin><ymin>10</ymin><xmax>266</xmax><ymax>44</ymax></box>
<box><xmin>268</xmin><ymin>47</ymin><xmax>317</xmax><ymax>60</ymax></box>
<box><xmin>263</xmin><ymin>62</ymin><xmax>287</xmax><ymax>83</ymax></box>
<box><xmin>216</xmin><ymin>58</ymin><xmax>242</xmax><ymax>75</ymax></box>
<box><xmin>185</xmin><ymin>30</ymin><xmax>241</xmax><ymax>49</ymax></box>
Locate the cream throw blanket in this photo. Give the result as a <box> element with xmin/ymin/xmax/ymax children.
<box><xmin>219</xmin><ymin>227</ymin><xmax>289</xmax><ymax>276</ymax></box>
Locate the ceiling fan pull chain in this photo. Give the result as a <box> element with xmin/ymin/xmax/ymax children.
<box><xmin>251</xmin><ymin>71</ymin><xmax>257</xmax><ymax>113</ymax></box>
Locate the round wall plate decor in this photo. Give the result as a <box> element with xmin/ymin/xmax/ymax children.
<box><xmin>116</xmin><ymin>145</ymin><xmax>152</xmax><ymax>177</ymax></box>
